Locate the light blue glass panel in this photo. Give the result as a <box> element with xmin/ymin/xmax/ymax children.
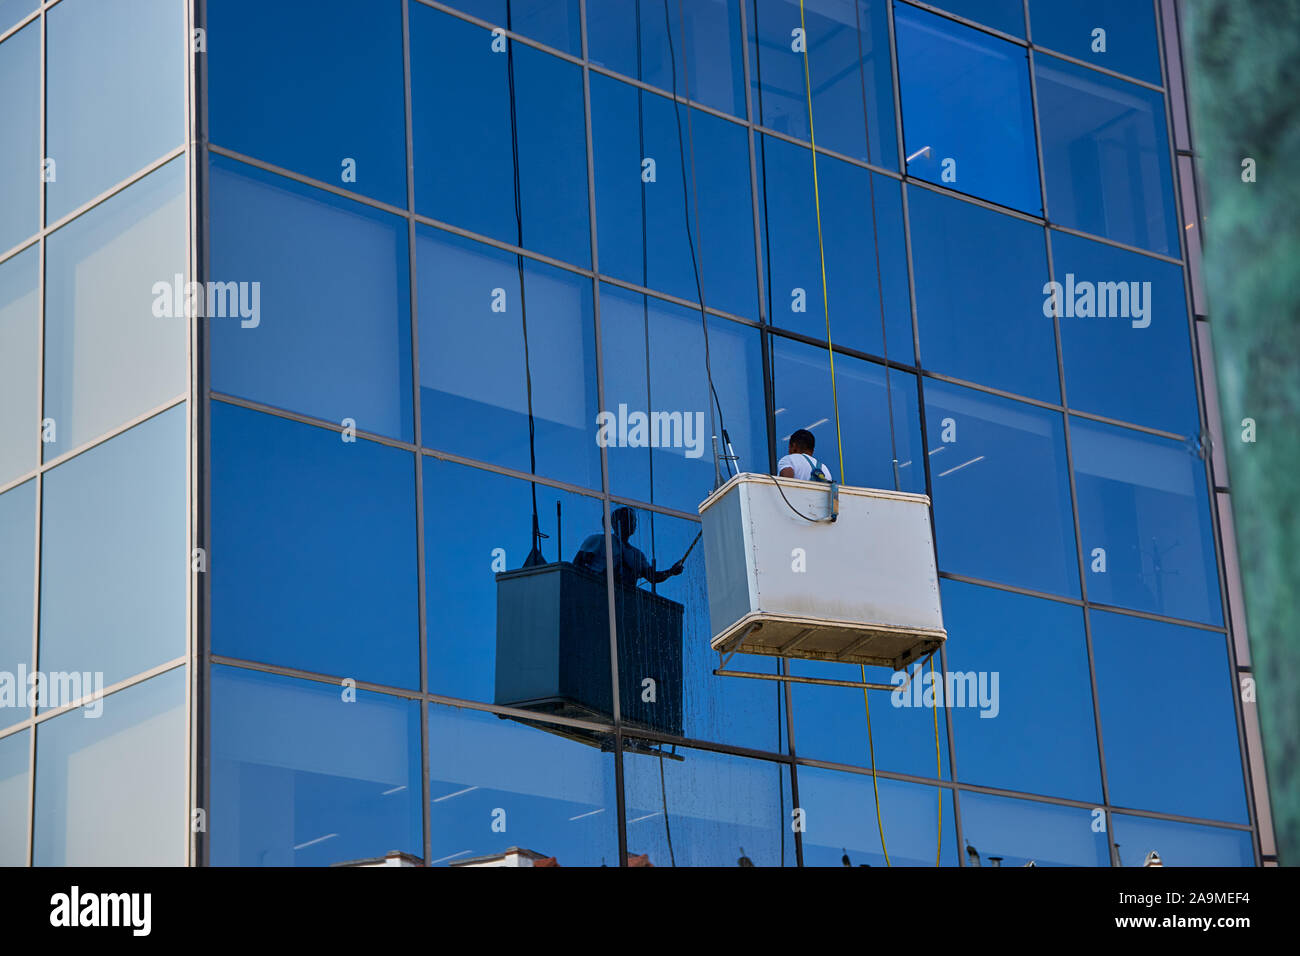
<box><xmin>1111</xmin><ymin>814</ymin><xmax>1254</xmax><ymax>867</ymax></box>
<box><xmin>0</xmin><ymin>729</ymin><xmax>27</xmax><ymax>864</ymax></box>
<box><xmin>0</xmin><ymin>22</ymin><xmax>39</xmax><ymax>252</ymax></box>
<box><xmin>0</xmin><ymin>481</ymin><xmax>35</xmax><ymax>732</ymax></box>
<box><xmin>0</xmin><ymin>246</ymin><xmax>38</xmax><ymax>485</ymax></box>
<box><xmin>0</xmin><ymin>0</ymin><xmax>38</xmax><ymax>33</ymax></box>
<box><xmin>959</xmin><ymin>791</ymin><xmax>1111</xmax><ymax>866</ymax></box>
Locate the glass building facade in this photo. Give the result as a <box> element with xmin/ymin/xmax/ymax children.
<box><xmin>0</xmin><ymin>0</ymin><xmax>1275</xmax><ymax>866</ymax></box>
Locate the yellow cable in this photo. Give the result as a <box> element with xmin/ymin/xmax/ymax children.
<box><xmin>861</xmin><ymin>665</ymin><xmax>890</xmax><ymax>866</ymax></box>
<box><xmin>930</xmin><ymin>653</ymin><xmax>942</xmax><ymax>866</ymax></box>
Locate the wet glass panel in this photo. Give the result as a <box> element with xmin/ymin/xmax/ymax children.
<box><xmin>208</xmin><ymin>0</ymin><xmax>407</xmax><ymax>208</ymax></box>
<box><xmin>34</xmin><ymin>668</ymin><xmax>187</xmax><ymax>866</ymax></box>
<box><xmin>412</xmin><ymin>5</ymin><xmax>591</xmax><ymax>268</ymax></box>
<box><xmin>1036</xmin><ymin>54</ymin><xmax>1179</xmax><ymax>257</ymax></box>
<box><xmin>758</xmin><ymin>134</ymin><xmax>911</xmax><ymax>359</ymax></box>
<box><xmin>0</xmin><ymin>481</ymin><xmax>35</xmax><ymax>732</ymax></box>
<box><xmin>919</xmin><ymin>0</ymin><xmax>1025</xmax><ymax>37</ymax></box>
<box><xmin>959</xmin><ymin>790</ymin><xmax>1111</xmax><ymax>866</ymax></box>
<box><xmin>212</xmin><ymin>404</ymin><xmax>420</xmax><ymax>690</ymax></box>
<box><xmin>1111</xmin><ymin>814</ymin><xmax>1254</xmax><ymax>867</ymax></box>
<box><xmin>1029</xmin><ymin>0</ymin><xmax>1161</xmax><ymax>85</ymax></box>
<box><xmin>1072</xmin><ymin>418</ymin><xmax>1222</xmax><ymax>626</ymax></box>
<box><xmin>0</xmin><ymin>729</ymin><xmax>27</xmax><ymax>865</ymax></box>
<box><xmin>0</xmin><ymin>246</ymin><xmax>38</xmax><ymax>485</ymax></box>
<box><xmin>1091</xmin><ymin>610</ymin><xmax>1248</xmax><ymax>824</ymax></box>
<box><xmin>909</xmin><ymin>186</ymin><xmax>1060</xmax><ymax>402</ymax></box>
<box><xmin>45</xmin><ymin>0</ymin><xmax>185</xmax><ymax>222</ymax></box>
<box><xmin>210</xmin><ymin>156</ymin><xmax>414</xmax><ymax>443</ymax></box>
<box><xmin>39</xmin><ymin>407</ymin><xmax>186</xmax><ymax>691</ymax></box>
<box><xmin>441</xmin><ymin>0</ymin><xmax>582</xmax><ymax>55</ymax></box>
<box><xmin>417</xmin><ymin>226</ymin><xmax>600</xmax><ymax>491</ymax></box>
<box><xmin>622</xmin><ymin>741</ymin><xmax>795</xmax><ymax>866</ymax></box>
<box><xmin>43</xmin><ymin>159</ymin><xmax>188</xmax><ymax>460</ymax></box>
<box><xmin>748</xmin><ymin>0</ymin><xmax>898</xmax><ymax>169</ymax></box>
<box><xmin>210</xmin><ymin>665</ymin><xmax>423</xmax><ymax>866</ymax></box>
<box><xmin>427</xmin><ymin>704</ymin><xmax>618</xmax><ymax>866</ymax></box>
<box><xmin>895</xmin><ymin>4</ymin><xmax>1041</xmax><ymax>214</ymax></box>
<box><xmin>923</xmin><ymin>380</ymin><xmax>1079</xmax><ymax>597</ymax></box>
<box><xmin>592</xmin><ymin>75</ymin><xmax>758</xmax><ymax>318</ymax></box>
<box><xmin>0</xmin><ymin>22</ymin><xmax>38</xmax><ymax>252</ymax></box>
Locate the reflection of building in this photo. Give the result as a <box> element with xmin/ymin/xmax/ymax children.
<box><xmin>451</xmin><ymin>847</ymin><xmax>559</xmax><ymax>868</ymax></box>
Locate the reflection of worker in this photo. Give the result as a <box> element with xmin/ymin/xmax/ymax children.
<box><xmin>778</xmin><ymin>428</ymin><xmax>834</xmax><ymax>482</ymax></box>
<box><xmin>574</xmin><ymin>507</ymin><xmax>683</xmax><ymax>587</ymax></box>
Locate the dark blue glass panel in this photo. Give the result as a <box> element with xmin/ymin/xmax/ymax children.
<box><xmin>212</xmin><ymin>404</ymin><xmax>420</xmax><ymax>690</ymax></box>
<box><xmin>1036</xmin><ymin>54</ymin><xmax>1179</xmax><ymax>256</ymax></box>
<box><xmin>440</xmin><ymin>1</ymin><xmax>582</xmax><ymax>55</ymax></box>
<box><xmin>210</xmin><ymin>666</ymin><xmax>423</xmax><ymax>866</ymax></box>
<box><xmin>748</xmin><ymin>0</ymin><xmax>898</xmax><ymax>169</ymax></box>
<box><xmin>412</xmin><ymin>6</ymin><xmax>591</xmax><ymax>268</ymax></box>
<box><xmin>208</xmin><ymin>0</ymin><xmax>406</xmax><ymax>208</ymax></box>
<box><xmin>423</xmin><ymin>457</ymin><xmax>608</xmax><ymax>704</ymax></box>
<box><xmin>622</xmin><ymin>742</ymin><xmax>795</xmax><ymax>866</ymax></box>
<box><xmin>923</xmin><ymin>380</ymin><xmax>1079</xmax><ymax>597</ymax></box>
<box><xmin>758</xmin><ymin>134</ymin><xmax>911</xmax><ymax>359</ymax></box>
<box><xmin>0</xmin><ymin>728</ymin><xmax>26</xmax><ymax>865</ymax></box>
<box><xmin>0</xmin><ymin>22</ymin><xmax>38</xmax><ymax>252</ymax></box>
<box><xmin>1111</xmin><ymin>814</ymin><xmax>1254</xmax><ymax>867</ymax></box>
<box><xmin>1052</xmin><ymin>231</ymin><xmax>1198</xmax><ymax>436</ymax></box>
<box><xmin>428</xmin><ymin>704</ymin><xmax>618</xmax><ymax>866</ymax></box>
<box><xmin>1029</xmin><ymin>0</ymin><xmax>1161</xmax><ymax>85</ymax></box>
<box><xmin>799</xmin><ymin>768</ymin><xmax>958</xmax><ymax>866</ymax></box>
<box><xmin>599</xmin><ymin>285</ymin><xmax>768</xmax><ymax>513</ymax></box>
<box><xmin>919</xmin><ymin>0</ymin><xmax>1024</xmax><ymax>36</ymax></box>
<box><xmin>45</xmin><ymin>0</ymin><xmax>185</xmax><ymax>222</ymax></box>
<box><xmin>1091</xmin><ymin>610</ymin><xmax>1247</xmax><ymax>824</ymax></box>
<box><xmin>592</xmin><ymin>75</ymin><xmax>758</xmax><ymax>318</ymax></box>
<box><xmin>0</xmin><ymin>481</ymin><xmax>34</xmax><ymax>732</ymax></box>
<box><xmin>942</xmin><ymin>580</ymin><xmax>1101</xmax><ymax>800</ymax></box>
<box><xmin>209</xmin><ymin>157</ymin><xmax>414</xmax><ymax>442</ymax></box>
<box><xmin>959</xmin><ymin>791</ymin><xmax>1111</xmax><ymax>866</ymax></box>
<box><xmin>417</xmin><ymin>227</ymin><xmax>600</xmax><ymax>491</ymax></box>
<box><xmin>909</xmin><ymin>187</ymin><xmax>1060</xmax><ymax>402</ymax></box>
<box><xmin>0</xmin><ymin>246</ymin><xmax>38</xmax><ymax>485</ymax></box>
<box><xmin>39</xmin><ymin>408</ymin><xmax>186</xmax><ymax>691</ymax></box>
<box><xmin>1072</xmin><ymin>419</ymin><xmax>1222</xmax><ymax>626</ymax></box>
<box><xmin>34</xmin><ymin>668</ymin><xmax>186</xmax><ymax>865</ymax></box>
<box><xmin>588</xmin><ymin>0</ymin><xmax>746</xmax><ymax>116</ymax></box>
<box><xmin>772</xmin><ymin>337</ymin><xmax>925</xmax><ymax>493</ymax></box>
<box><xmin>895</xmin><ymin>3</ymin><xmax>1040</xmax><ymax>213</ymax></box>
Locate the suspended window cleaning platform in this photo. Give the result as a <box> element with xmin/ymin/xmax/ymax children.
<box><xmin>699</xmin><ymin>473</ymin><xmax>946</xmax><ymax>674</ymax></box>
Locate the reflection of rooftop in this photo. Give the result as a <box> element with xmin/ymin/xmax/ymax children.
<box><xmin>333</xmin><ymin>850</ymin><xmax>424</xmax><ymax>867</ymax></box>
<box><xmin>451</xmin><ymin>847</ymin><xmax>559</xmax><ymax>868</ymax></box>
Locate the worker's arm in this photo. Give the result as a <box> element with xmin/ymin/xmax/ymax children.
<box><xmin>778</xmin><ymin>466</ymin><xmax>795</xmax><ymax>477</ymax></box>
<box><xmin>644</xmin><ymin>559</ymin><xmax>684</xmax><ymax>584</ymax></box>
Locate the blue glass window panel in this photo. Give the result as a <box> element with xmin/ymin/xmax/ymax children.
<box><xmin>0</xmin><ymin>0</ymin><xmax>37</xmax><ymax>33</ymax></box>
<box><xmin>592</xmin><ymin>75</ymin><xmax>758</xmax><ymax>319</ymax></box>
<box><xmin>759</xmin><ymin>135</ymin><xmax>911</xmax><ymax>359</ymax></box>
<box><xmin>919</xmin><ymin>0</ymin><xmax>1024</xmax><ymax>37</ymax></box>
<box><xmin>212</xmin><ymin>404</ymin><xmax>420</xmax><ymax>690</ymax></box>
<box><xmin>0</xmin><ymin>482</ymin><xmax>34</xmax><ymax>731</ymax></box>
<box><xmin>209</xmin><ymin>157</ymin><xmax>414</xmax><ymax>443</ymax></box>
<box><xmin>412</xmin><ymin>6</ymin><xmax>591</xmax><ymax>268</ymax></box>
<box><xmin>799</xmin><ymin>768</ymin><xmax>958</xmax><ymax>866</ymax></box>
<box><xmin>1052</xmin><ymin>231</ymin><xmax>1198</xmax><ymax>436</ymax></box>
<box><xmin>1029</xmin><ymin>0</ymin><xmax>1161</xmax><ymax>85</ymax></box>
<box><xmin>0</xmin><ymin>729</ymin><xmax>27</xmax><ymax>865</ymax></box>
<box><xmin>773</xmin><ymin>338</ymin><xmax>925</xmax><ymax>493</ymax></box>
<box><xmin>615</xmin><ymin>506</ymin><xmax>784</xmax><ymax>753</ymax></box>
<box><xmin>0</xmin><ymin>246</ymin><xmax>38</xmax><ymax>485</ymax></box>
<box><xmin>588</xmin><ymin>0</ymin><xmax>746</xmax><ymax>117</ymax></box>
<box><xmin>896</xmin><ymin>4</ymin><xmax>1040</xmax><ymax>213</ymax></box>
<box><xmin>1091</xmin><ymin>610</ymin><xmax>1247</xmax><ymax>823</ymax></box>
<box><xmin>942</xmin><ymin>580</ymin><xmax>1101</xmax><ymax>800</ymax></box>
<box><xmin>1072</xmin><ymin>419</ymin><xmax>1222</xmax><ymax>626</ymax></box>
<box><xmin>0</xmin><ymin>22</ymin><xmax>38</xmax><ymax>252</ymax></box>
<box><xmin>44</xmin><ymin>159</ymin><xmax>188</xmax><ymax>460</ymax></box>
<box><xmin>422</xmin><ymin>458</ymin><xmax>607</xmax><ymax>703</ymax></box>
<box><xmin>909</xmin><ymin>187</ymin><xmax>1060</xmax><ymax>402</ymax></box>
<box><xmin>45</xmin><ymin>0</ymin><xmax>184</xmax><ymax>222</ymax></box>
<box><xmin>1036</xmin><ymin>55</ymin><xmax>1179</xmax><ymax>257</ymax></box>
<box><xmin>923</xmin><ymin>380</ymin><xmax>1079</xmax><ymax>596</ymax></box>
<box><xmin>441</xmin><ymin>1</ymin><xmax>582</xmax><ymax>55</ymax></box>
<box><xmin>210</xmin><ymin>666</ymin><xmax>422</xmax><ymax>866</ymax></box>
<box><xmin>748</xmin><ymin>0</ymin><xmax>898</xmax><ymax>169</ymax></box>
<box><xmin>599</xmin><ymin>286</ymin><xmax>768</xmax><ymax>513</ymax></box>
<box><xmin>417</xmin><ymin>227</ymin><xmax>600</xmax><ymax>491</ymax></box>
<box><xmin>428</xmin><ymin>704</ymin><xmax>618</xmax><ymax>866</ymax></box>
<box><xmin>34</xmin><ymin>668</ymin><xmax>187</xmax><ymax>866</ymax></box>
<box><xmin>1111</xmin><ymin>814</ymin><xmax>1254</xmax><ymax>868</ymax></box>
<box><xmin>208</xmin><ymin>0</ymin><xmax>407</xmax><ymax>209</ymax></box>
<box><xmin>959</xmin><ymin>791</ymin><xmax>1111</xmax><ymax>866</ymax></box>
<box><xmin>622</xmin><ymin>742</ymin><xmax>795</xmax><ymax>866</ymax></box>
<box><xmin>899</xmin><ymin>4</ymin><xmax>1040</xmax><ymax>214</ymax></box>
<box><xmin>39</xmin><ymin>408</ymin><xmax>186</xmax><ymax>690</ymax></box>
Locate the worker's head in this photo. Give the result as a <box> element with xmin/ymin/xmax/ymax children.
<box><xmin>611</xmin><ymin>506</ymin><xmax>637</xmax><ymax>540</ymax></box>
<box><xmin>789</xmin><ymin>428</ymin><xmax>816</xmax><ymax>456</ymax></box>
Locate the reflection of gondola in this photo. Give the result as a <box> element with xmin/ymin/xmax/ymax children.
<box><xmin>494</xmin><ymin>561</ymin><xmax>684</xmax><ymax>744</ymax></box>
